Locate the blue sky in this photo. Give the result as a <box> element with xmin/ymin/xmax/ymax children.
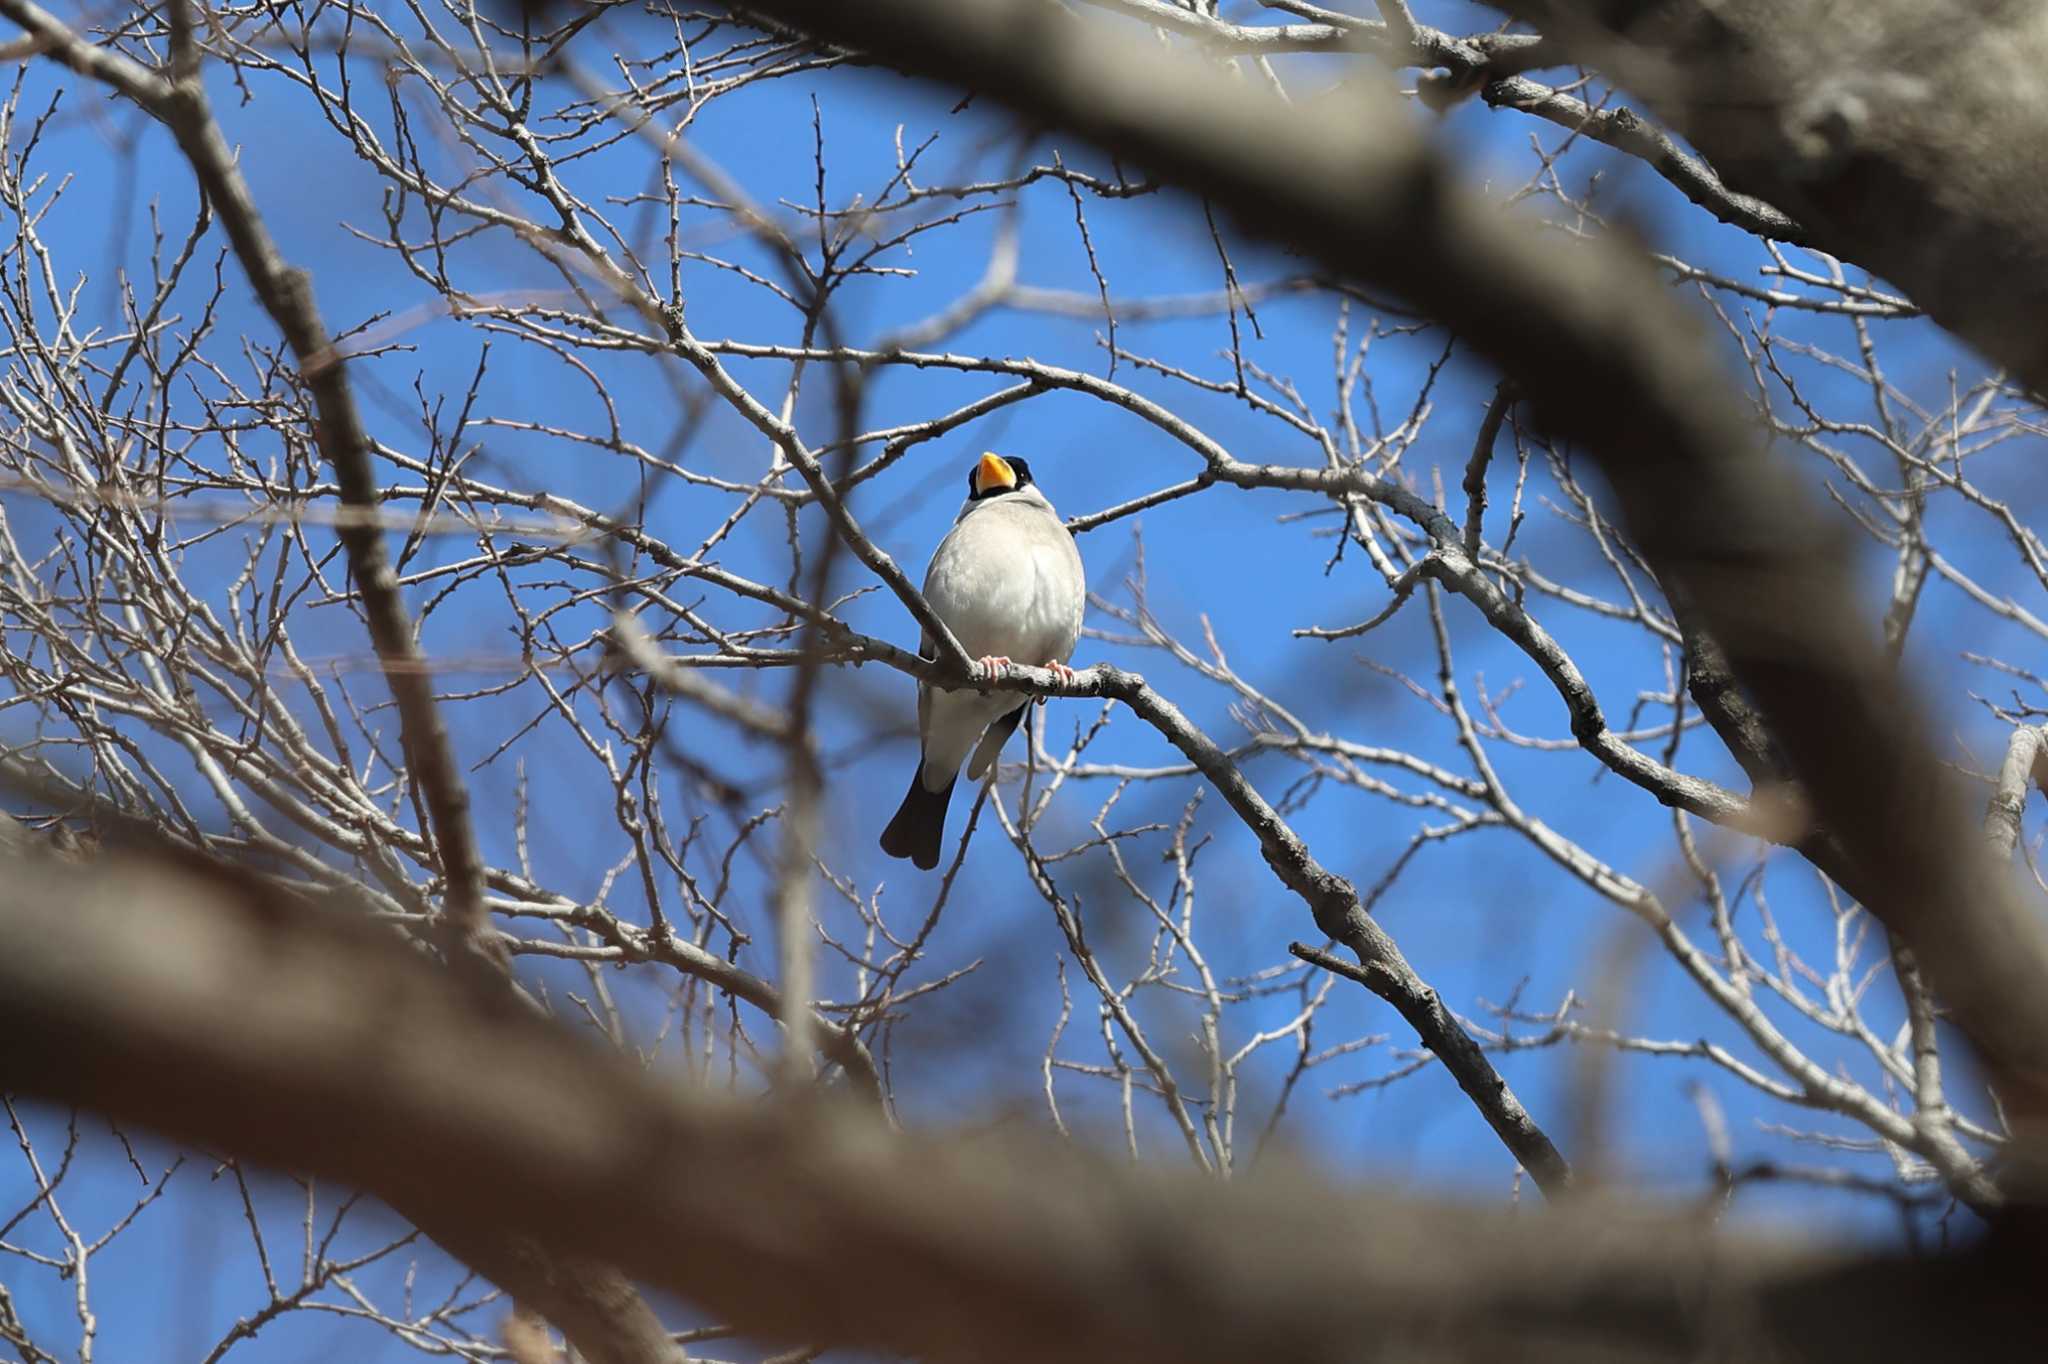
<box><xmin>4</xmin><ymin>4</ymin><xmax>2042</xmax><ymax>1358</ymax></box>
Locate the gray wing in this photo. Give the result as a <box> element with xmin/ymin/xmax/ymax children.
<box><xmin>967</xmin><ymin>700</ymin><xmax>1027</xmax><ymax>781</ymax></box>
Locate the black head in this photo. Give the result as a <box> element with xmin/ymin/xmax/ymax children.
<box><xmin>967</xmin><ymin>452</ymin><xmax>1035</xmax><ymax>501</ymax></box>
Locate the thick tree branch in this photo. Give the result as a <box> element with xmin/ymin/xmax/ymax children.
<box><xmin>2</xmin><ymin>851</ymin><xmax>2043</xmax><ymax>1363</ymax></box>
<box><xmin>1985</xmin><ymin>725</ymin><xmax>2048</xmax><ymax>862</ymax></box>
<box><xmin>1497</xmin><ymin>0</ymin><xmax>2048</xmax><ymax>394</ymax></box>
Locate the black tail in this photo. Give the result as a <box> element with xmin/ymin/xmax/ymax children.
<box><xmin>879</xmin><ymin>766</ymin><xmax>957</xmax><ymax>870</ymax></box>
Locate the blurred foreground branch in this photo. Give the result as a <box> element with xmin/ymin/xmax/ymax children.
<box><xmin>0</xmin><ymin>847</ymin><xmax>2042</xmax><ymax>1362</ymax></box>
<box><xmin>1497</xmin><ymin>0</ymin><xmax>2048</xmax><ymax>395</ymax></box>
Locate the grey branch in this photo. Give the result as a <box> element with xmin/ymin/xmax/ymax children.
<box><xmin>1985</xmin><ymin>725</ymin><xmax>2048</xmax><ymax>861</ymax></box>
<box><xmin>1481</xmin><ymin>76</ymin><xmax>1805</xmax><ymax>243</ymax></box>
<box><xmin>1497</xmin><ymin>0</ymin><xmax>2048</xmax><ymax>395</ymax></box>
<box><xmin>2</xmin><ymin>851</ymin><xmax>2042</xmax><ymax>1362</ymax></box>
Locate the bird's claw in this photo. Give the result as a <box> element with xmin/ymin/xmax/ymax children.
<box><xmin>972</xmin><ymin>655</ymin><xmax>1014</xmax><ymax>686</ymax></box>
<box><xmin>1046</xmin><ymin>662</ymin><xmax>1077</xmax><ymax>686</ymax></box>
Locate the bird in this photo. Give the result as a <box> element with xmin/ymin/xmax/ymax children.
<box><xmin>880</xmin><ymin>452</ymin><xmax>1086</xmax><ymax>870</ymax></box>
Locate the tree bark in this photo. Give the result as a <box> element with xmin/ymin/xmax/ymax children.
<box><xmin>1505</xmin><ymin>0</ymin><xmax>2048</xmax><ymax>394</ymax></box>
<box><xmin>2</xmin><ymin>850</ymin><xmax>2043</xmax><ymax>1363</ymax></box>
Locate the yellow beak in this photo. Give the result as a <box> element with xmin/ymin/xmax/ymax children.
<box><xmin>974</xmin><ymin>452</ymin><xmax>1017</xmax><ymax>495</ymax></box>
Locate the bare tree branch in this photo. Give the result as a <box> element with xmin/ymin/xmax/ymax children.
<box><xmin>0</xmin><ymin>0</ymin><xmax>492</xmax><ymax>954</ymax></box>
<box><xmin>1497</xmin><ymin>0</ymin><xmax>2048</xmax><ymax>394</ymax></box>
<box><xmin>1</xmin><ymin>849</ymin><xmax>2041</xmax><ymax>1363</ymax></box>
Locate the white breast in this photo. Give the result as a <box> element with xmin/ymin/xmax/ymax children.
<box><xmin>914</xmin><ymin>490</ymin><xmax>1085</xmax><ymax>787</ymax></box>
<box><xmin>924</xmin><ymin>495</ymin><xmax>1083</xmax><ymax>665</ymax></box>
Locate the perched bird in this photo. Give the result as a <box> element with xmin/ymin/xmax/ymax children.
<box><xmin>880</xmin><ymin>453</ymin><xmax>1086</xmax><ymax>869</ymax></box>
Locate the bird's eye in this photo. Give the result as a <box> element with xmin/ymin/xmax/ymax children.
<box><xmin>1009</xmin><ymin>458</ymin><xmax>1033</xmax><ymax>486</ymax></box>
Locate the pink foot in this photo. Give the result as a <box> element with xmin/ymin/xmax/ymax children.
<box><xmin>972</xmin><ymin>655</ymin><xmax>1014</xmax><ymax>685</ymax></box>
<box><xmin>1046</xmin><ymin>661</ymin><xmax>1077</xmax><ymax>685</ymax></box>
